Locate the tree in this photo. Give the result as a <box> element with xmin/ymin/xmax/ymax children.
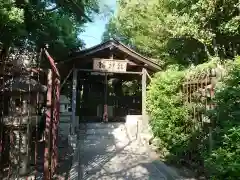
<box><xmin>0</xmin><ymin>0</ymin><xmax>99</xmax><ymax>61</ymax></box>
<box><xmin>103</xmin><ymin>0</ymin><xmax>240</xmax><ymax>66</ymax></box>
<box><xmin>163</xmin><ymin>0</ymin><xmax>240</xmax><ymax>58</ymax></box>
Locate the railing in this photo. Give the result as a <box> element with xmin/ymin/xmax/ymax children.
<box><xmin>181</xmin><ymin>69</ymin><xmax>216</xmax><ymax>165</ymax></box>
<box><xmin>182</xmin><ymin>71</ymin><xmax>215</xmax><ymax>124</ymax></box>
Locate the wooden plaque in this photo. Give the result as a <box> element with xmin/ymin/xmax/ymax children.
<box><xmin>93</xmin><ymin>59</ymin><xmax>127</xmax><ymax>72</ymax></box>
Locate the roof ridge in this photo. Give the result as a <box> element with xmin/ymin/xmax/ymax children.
<box><xmin>60</xmin><ymin>39</ymin><xmax>161</xmax><ymax>71</ymax></box>
<box><xmin>113</xmin><ymin>40</ymin><xmax>160</xmax><ymax>66</ymax></box>
<box><xmin>80</xmin><ymin>39</ymin><xmax>117</xmax><ymax>52</ymax></box>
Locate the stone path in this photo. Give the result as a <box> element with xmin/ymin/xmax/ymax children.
<box><xmin>71</xmin><ymin>122</ymin><xmax>184</xmax><ymax>180</ymax></box>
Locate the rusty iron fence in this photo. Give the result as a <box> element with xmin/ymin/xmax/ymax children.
<box><xmin>0</xmin><ymin>45</ymin><xmax>60</xmax><ymax>179</ymax></box>
<box><xmin>181</xmin><ymin>68</ymin><xmax>218</xmax><ymax>166</ymax></box>
<box><xmin>182</xmin><ymin>69</ymin><xmax>216</xmax><ymax>125</ymax></box>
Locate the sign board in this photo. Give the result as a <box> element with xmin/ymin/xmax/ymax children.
<box><xmin>93</xmin><ymin>59</ymin><xmax>127</xmax><ymax>72</ymax></box>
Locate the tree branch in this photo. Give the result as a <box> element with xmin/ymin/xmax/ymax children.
<box><xmin>67</xmin><ymin>0</ymin><xmax>92</xmax><ymax>22</ymax></box>
<box><xmin>46</xmin><ymin>5</ymin><xmax>59</xmax><ymax>12</ymax></box>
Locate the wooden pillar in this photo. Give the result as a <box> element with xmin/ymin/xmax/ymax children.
<box><xmin>71</xmin><ymin>69</ymin><xmax>77</xmax><ymax>134</ymax></box>
<box><xmin>44</xmin><ymin>69</ymin><xmax>52</xmax><ymax>179</ymax></box>
<box><xmin>142</xmin><ymin>68</ymin><xmax>147</xmax><ymax>125</ymax></box>
<box><xmin>103</xmin><ymin>73</ymin><xmax>108</xmax><ymax>122</ymax></box>
<box><xmin>76</xmin><ymin>81</ymin><xmax>81</xmax><ymax>117</ymax></box>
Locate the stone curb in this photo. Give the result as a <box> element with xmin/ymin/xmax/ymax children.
<box><xmin>69</xmin><ymin>135</ymin><xmax>80</xmax><ymax>180</ymax></box>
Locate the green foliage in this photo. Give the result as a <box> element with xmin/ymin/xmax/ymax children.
<box><xmin>147</xmin><ymin>69</ymin><xmax>194</xmax><ymax>154</ymax></box>
<box><xmin>0</xmin><ymin>0</ymin><xmax>25</xmax><ymax>46</ymax></box>
<box><xmin>148</xmin><ymin>58</ymin><xmax>240</xmax><ymax>178</ymax></box>
<box><xmin>102</xmin><ymin>0</ymin><xmax>240</xmax><ymax>178</ymax></box>
<box><xmin>186</xmin><ymin>57</ymin><xmax>220</xmax><ymax>79</ymax></box>
<box><xmin>103</xmin><ymin>0</ymin><xmax>240</xmax><ymax>66</ymax></box>
<box><xmin>0</xmin><ymin>0</ymin><xmax>99</xmax><ymax>60</ymax></box>
<box><xmin>106</xmin><ymin>0</ymin><xmax>172</xmax><ymax>60</ymax></box>
<box><xmin>147</xmin><ymin>66</ymin><xmax>213</xmax><ymax>171</ymax></box>
<box><xmin>122</xmin><ymin>80</ymin><xmax>141</xmax><ymax>96</ymax></box>
<box><xmin>204</xmin><ymin>56</ymin><xmax>240</xmax><ymax>179</ymax></box>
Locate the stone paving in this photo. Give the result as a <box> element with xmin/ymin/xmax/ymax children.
<box><xmin>75</xmin><ymin>123</ymin><xmax>184</xmax><ymax>180</ymax></box>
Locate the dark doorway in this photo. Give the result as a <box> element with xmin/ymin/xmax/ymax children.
<box><xmin>78</xmin><ymin>72</ymin><xmax>142</xmax><ymax>122</ymax></box>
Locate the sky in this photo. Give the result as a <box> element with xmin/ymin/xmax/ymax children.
<box><xmin>79</xmin><ymin>0</ymin><xmax>117</xmax><ymax>49</ymax></box>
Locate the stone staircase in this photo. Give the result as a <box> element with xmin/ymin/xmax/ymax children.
<box><xmin>78</xmin><ymin>122</ymin><xmax>128</xmax><ymax>140</ymax></box>
<box><xmin>78</xmin><ymin>115</ymin><xmax>153</xmax><ymax>143</ymax></box>
<box><xmin>70</xmin><ymin>118</ymin><xmax>190</xmax><ymax>180</ymax></box>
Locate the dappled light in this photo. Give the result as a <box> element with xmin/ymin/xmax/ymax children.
<box><xmin>1</xmin><ymin>0</ymin><xmax>240</xmax><ymax>179</ymax></box>
<box><xmin>77</xmin><ymin>122</ymin><xmax>185</xmax><ymax>180</ymax></box>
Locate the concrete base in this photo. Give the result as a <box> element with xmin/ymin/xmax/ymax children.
<box><xmin>125</xmin><ymin>115</ymin><xmax>153</xmax><ymax>144</ymax></box>
<box><xmin>68</xmin><ymin>134</ymin><xmax>77</xmax><ymax>150</ymax></box>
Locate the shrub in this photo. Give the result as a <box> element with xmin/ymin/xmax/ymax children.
<box><xmin>204</xmin><ymin>57</ymin><xmax>240</xmax><ymax>179</ymax></box>
<box><xmin>147</xmin><ymin>67</ymin><xmax>194</xmax><ymax>157</ymax></box>
<box><xmin>147</xmin><ymin>58</ymin><xmax>240</xmax><ymax>179</ymax></box>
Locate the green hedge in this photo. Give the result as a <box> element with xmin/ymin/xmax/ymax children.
<box><xmin>147</xmin><ymin>58</ymin><xmax>240</xmax><ymax>179</ymax></box>
<box><xmin>147</xmin><ymin>67</ymin><xmax>194</xmax><ymax>157</ymax></box>
<box><xmin>204</xmin><ymin>57</ymin><xmax>240</xmax><ymax>179</ymax></box>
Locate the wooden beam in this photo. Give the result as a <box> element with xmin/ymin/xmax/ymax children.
<box><xmin>60</xmin><ymin>68</ymin><xmax>73</xmax><ymax>90</ymax></box>
<box><xmin>93</xmin><ymin>58</ymin><xmax>128</xmax><ymax>62</ymax></box>
<box><xmin>126</xmin><ymin>59</ymin><xmax>138</xmax><ymax>66</ymax></box>
<box><xmin>116</xmin><ymin>44</ymin><xmax>161</xmax><ymax>71</ymax></box>
<box><xmin>146</xmin><ymin>70</ymin><xmax>152</xmax><ymax>81</ymax></box>
<box><xmin>73</xmin><ymin>58</ymin><xmax>139</xmax><ymax>67</ymax></box>
<box><xmin>71</xmin><ymin>69</ymin><xmax>77</xmax><ymax>134</ymax></box>
<box><xmin>76</xmin><ymin>68</ymin><xmax>142</xmax><ymax>75</ymax></box>
<box><xmin>142</xmin><ymin>68</ymin><xmax>147</xmax><ymax>125</ymax></box>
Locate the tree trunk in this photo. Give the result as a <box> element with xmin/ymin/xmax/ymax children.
<box><xmin>0</xmin><ymin>45</ymin><xmax>11</xmax><ymax>62</ymax></box>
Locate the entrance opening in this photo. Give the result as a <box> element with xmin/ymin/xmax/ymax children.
<box><xmin>78</xmin><ymin>72</ymin><xmax>142</xmax><ymax>122</ymax></box>
<box><xmin>58</xmin><ymin>39</ymin><xmax>161</xmax><ymax>127</ymax></box>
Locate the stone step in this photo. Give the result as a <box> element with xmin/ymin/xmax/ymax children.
<box><xmin>78</xmin><ymin>129</ymin><xmax>86</xmax><ymax>134</ymax></box>
<box><xmin>79</xmin><ymin>122</ymin><xmax>125</xmax><ymax>130</ymax></box>
<box><xmin>79</xmin><ymin>134</ymin><xmax>131</xmax><ymax>141</ymax></box>
<box><xmin>85</xmin><ymin>126</ymin><xmax>126</xmax><ymax>135</ymax></box>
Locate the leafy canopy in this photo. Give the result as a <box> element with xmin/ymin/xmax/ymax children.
<box><xmin>103</xmin><ymin>0</ymin><xmax>240</xmax><ymax>66</ymax></box>
<box><xmin>0</xmin><ymin>0</ymin><xmax>99</xmax><ymax>60</ymax></box>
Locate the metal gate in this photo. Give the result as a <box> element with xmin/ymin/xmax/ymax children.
<box><xmin>0</xmin><ymin>45</ymin><xmax>60</xmax><ymax>179</ymax></box>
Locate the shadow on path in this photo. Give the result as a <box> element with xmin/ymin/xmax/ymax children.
<box><xmin>78</xmin><ymin>122</ymin><xmax>195</xmax><ymax>180</ymax></box>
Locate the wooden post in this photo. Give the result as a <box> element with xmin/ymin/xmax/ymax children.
<box><xmin>142</xmin><ymin>68</ymin><xmax>147</xmax><ymax>127</ymax></box>
<box><xmin>103</xmin><ymin>73</ymin><xmax>108</xmax><ymax>122</ymax></box>
<box><xmin>44</xmin><ymin>69</ymin><xmax>52</xmax><ymax>179</ymax></box>
<box><xmin>52</xmin><ymin>74</ymin><xmax>60</xmax><ymax>174</ymax></box>
<box><xmin>71</xmin><ymin>69</ymin><xmax>77</xmax><ymax>134</ymax></box>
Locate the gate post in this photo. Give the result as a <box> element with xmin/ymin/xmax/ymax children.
<box><xmin>142</xmin><ymin>68</ymin><xmax>147</xmax><ymax>128</ymax></box>
<box><xmin>44</xmin><ymin>69</ymin><xmax>53</xmax><ymax>179</ymax></box>
<box><xmin>71</xmin><ymin>69</ymin><xmax>77</xmax><ymax>134</ymax></box>
<box><xmin>43</xmin><ymin>47</ymin><xmax>61</xmax><ymax>179</ymax></box>
<box><xmin>103</xmin><ymin>72</ymin><xmax>108</xmax><ymax>122</ymax></box>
